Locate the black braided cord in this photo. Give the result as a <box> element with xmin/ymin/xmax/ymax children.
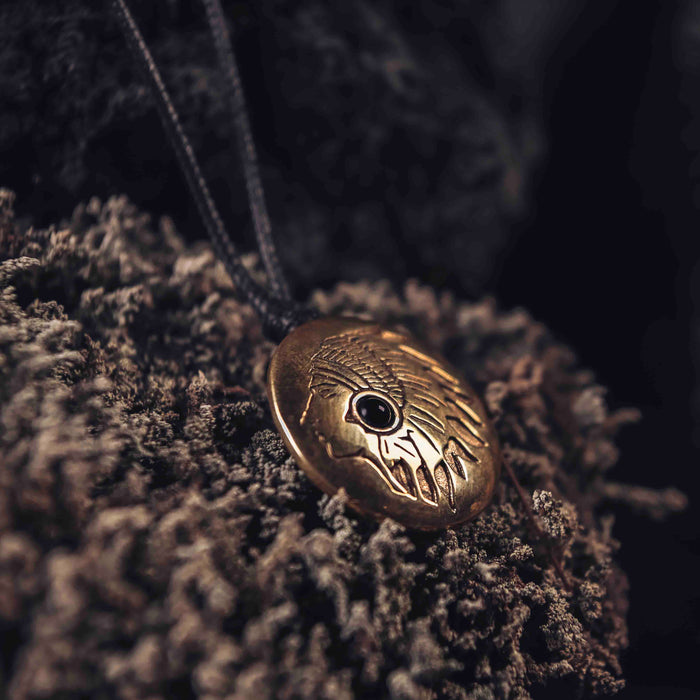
<box><xmin>202</xmin><ymin>0</ymin><xmax>291</xmax><ymax>302</ymax></box>
<box><xmin>110</xmin><ymin>0</ymin><xmax>316</xmax><ymax>342</ymax></box>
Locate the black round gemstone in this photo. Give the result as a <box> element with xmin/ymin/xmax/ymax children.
<box><xmin>356</xmin><ymin>395</ymin><xmax>395</xmax><ymax>430</ymax></box>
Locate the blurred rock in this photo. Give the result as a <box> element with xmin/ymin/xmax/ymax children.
<box><xmin>0</xmin><ymin>0</ymin><xmax>584</xmax><ymax>296</ymax></box>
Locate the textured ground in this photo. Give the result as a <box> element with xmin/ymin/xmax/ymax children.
<box><xmin>0</xmin><ymin>190</ymin><xmax>686</xmax><ymax>699</ymax></box>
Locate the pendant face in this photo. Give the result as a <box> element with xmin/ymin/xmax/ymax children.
<box><xmin>267</xmin><ymin>317</ymin><xmax>500</xmax><ymax>530</ymax></box>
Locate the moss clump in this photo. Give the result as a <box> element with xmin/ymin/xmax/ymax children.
<box><xmin>0</xmin><ymin>193</ymin><xmax>684</xmax><ymax>699</ymax></box>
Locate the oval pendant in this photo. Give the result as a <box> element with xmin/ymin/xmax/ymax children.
<box><xmin>267</xmin><ymin>317</ymin><xmax>500</xmax><ymax>530</ymax></box>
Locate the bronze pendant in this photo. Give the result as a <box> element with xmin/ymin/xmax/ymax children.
<box><xmin>267</xmin><ymin>317</ymin><xmax>500</xmax><ymax>530</ymax></box>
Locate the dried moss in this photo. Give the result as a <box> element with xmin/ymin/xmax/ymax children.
<box><xmin>0</xmin><ymin>191</ymin><xmax>685</xmax><ymax>698</ymax></box>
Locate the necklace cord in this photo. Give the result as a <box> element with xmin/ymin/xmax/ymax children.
<box><xmin>110</xmin><ymin>0</ymin><xmax>311</xmax><ymax>341</ymax></box>
<box><xmin>202</xmin><ymin>0</ymin><xmax>291</xmax><ymax>302</ymax></box>
<box><xmin>110</xmin><ymin>0</ymin><xmax>557</xmax><ymax>555</ymax></box>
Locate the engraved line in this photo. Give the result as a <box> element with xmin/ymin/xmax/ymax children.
<box><xmin>451</xmin><ymin>436</ymin><xmax>480</xmax><ymax>463</ymax></box>
<box><xmin>369</xmin><ymin>436</ymin><xmax>412</xmax><ymax>498</ymax></box>
<box><xmin>398</xmin><ymin>343</ymin><xmax>443</xmax><ymax>368</ymax></box>
<box><xmin>402</xmin><ymin>378</ymin><xmax>433</xmax><ymax>392</ymax></box>
<box><xmin>448</xmin><ymin>397</ymin><xmax>483</xmax><ymax>426</ymax></box>
<box><xmin>395</xmin><ymin>344</ymin><xmax>464</xmax><ymax>386</ymax></box>
<box><xmin>417</xmin><ymin>463</ymin><xmax>438</xmax><ymax>506</ymax></box>
<box><xmin>311</xmin><ymin>375</ymin><xmax>357</xmax><ymax>393</ymax></box>
<box><xmin>394</xmin><ymin>441</ymin><xmax>417</xmax><ymax>458</ymax></box>
<box><xmin>435</xmin><ymin>461</ymin><xmax>457</xmax><ymax>512</ymax></box>
<box><xmin>446</xmin><ymin>415</ymin><xmax>487</xmax><ymax>445</ymax></box>
<box><xmin>406</xmin><ymin>416</ymin><xmax>442</xmax><ymax>454</ymax></box>
<box><xmin>410</xmin><ymin>405</ymin><xmax>445</xmax><ymax>430</ymax></box>
<box><xmin>400</xmin><ymin>462</ymin><xmax>416</xmax><ymax>499</ymax></box>
<box><xmin>313</xmin><ymin>366</ymin><xmax>364</xmax><ymax>391</ymax></box>
<box><xmin>411</xmin><ymin>391</ymin><xmax>442</xmax><ymax>409</ymax></box>
<box><xmin>402</xmin><ymin>431</ymin><xmax>438</xmax><ymax>507</ymax></box>
<box><xmin>429</xmin><ymin>364</ymin><xmax>460</xmax><ymax>384</ymax></box>
<box><xmin>440</xmin><ymin>383</ymin><xmax>470</xmax><ymax>399</ymax></box>
<box><xmin>409</xmin><ymin>414</ymin><xmax>445</xmax><ymax>436</ymax></box>
<box><xmin>402</xmin><ymin>460</ymin><xmax>422</xmax><ymax>502</ymax></box>
<box><xmin>444</xmin><ymin>442</ymin><xmax>467</xmax><ymax>479</ymax></box>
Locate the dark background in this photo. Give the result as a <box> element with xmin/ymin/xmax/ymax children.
<box><xmin>498</xmin><ymin>2</ymin><xmax>700</xmax><ymax>698</ymax></box>
<box><xmin>1</xmin><ymin>0</ymin><xmax>698</xmax><ymax>696</ymax></box>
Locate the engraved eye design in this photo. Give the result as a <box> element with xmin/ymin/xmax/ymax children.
<box><xmin>300</xmin><ymin>326</ymin><xmax>492</xmax><ymax>512</ymax></box>
<box><xmin>350</xmin><ymin>391</ymin><xmax>401</xmax><ymax>434</ymax></box>
<box><xmin>271</xmin><ymin>319</ymin><xmax>501</xmax><ymax>527</ymax></box>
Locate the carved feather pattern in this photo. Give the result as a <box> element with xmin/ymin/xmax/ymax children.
<box><xmin>309</xmin><ymin>333</ymin><xmax>405</xmax><ymax>405</ymax></box>
<box><xmin>307</xmin><ymin>327</ymin><xmax>488</xmax><ymax>510</ymax></box>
